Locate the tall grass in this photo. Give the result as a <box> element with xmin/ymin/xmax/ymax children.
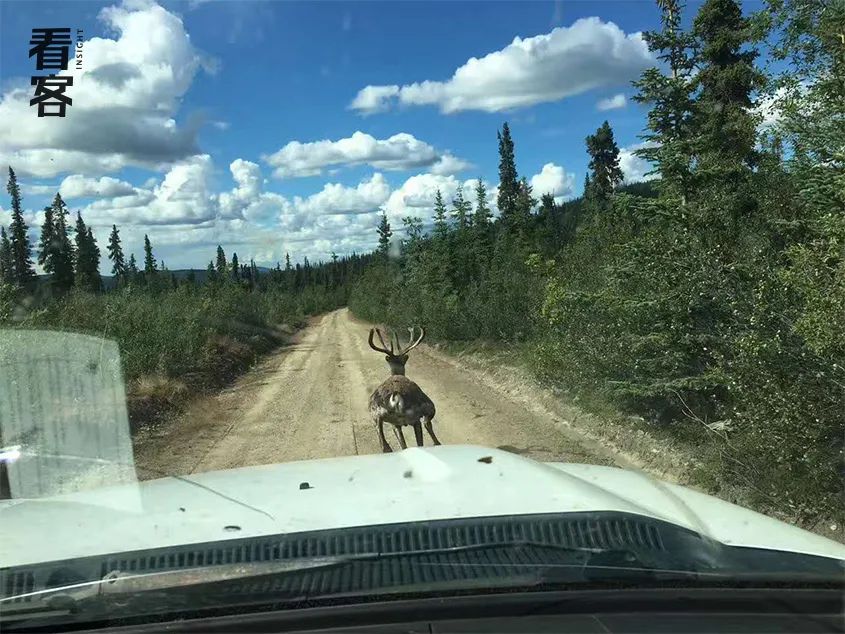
<box><xmin>1</xmin><ymin>282</ymin><xmax>345</xmax><ymax>424</ymax></box>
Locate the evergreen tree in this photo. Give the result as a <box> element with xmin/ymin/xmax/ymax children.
<box><xmin>143</xmin><ymin>234</ymin><xmax>156</xmax><ymax>275</ymax></box>
<box><xmin>473</xmin><ymin>179</ymin><xmax>492</xmax><ymax>229</ymax></box>
<box><xmin>49</xmin><ymin>193</ymin><xmax>74</xmax><ymax>293</ymax></box>
<box><xmin>6</xmin><ymin>167</ymin><xmax>35</xmax><ymax>288</ymax></box>
<box><xmin>432</xmin><ymin>189</ymin><xmax>449</xmax><ymax>240</ymax></box>
<box><xmin>514</xmin><ymin>177</ymin><xmax>536</xmax><ymax>234</ymax></box>
<box><xmin>537</xmin><ymin>193</ymin><xmax>559</xmax><ymax>253</ymax></box>
<box><xmin>127</xmin><ymin>253</ymin><xmax>139</xmax><ymax>283</ymax></box>
<box><xmin>231</xmin><ymin>252</ymin><xmax>240</xmax><ymax>282</ymax></box>
<box><xmin>451</xmin><ymin>186</ymin><xmax>471</xmax><ymax>231</ymax></box>
<box><xmin>215</xmin><ymin>245</ymin><xmax>227</xmax><ymax>277</ymax></box>
<box><xmin>376</xmin><ymin>211</ymin><xmax>392</xmax><ymax>259</ymax></box>
<box><xmin>107</xmin><ymin>224</ymin><xmax>126</xmax><ymax>284</ymax></box>
<box><xmin>692</xmin><ymin>0</ymin><xmax>762</xmax><ymax>209</ymax></box>
<box><xmin>87</xmin><ymin>226</ymin><xmax>102</xmax><ymax>291</ymax></box>
<box><xmin>73</xmin><ymin>213</ymin><xmax>100</xmax><ymax>292</ymax></box>
<box><xmin>632</xmin><ymin>0</ymin><xmax>696</xmax><ymax>203</ymax></box>
<box><xmin>472</xmin><ymin>179</ymin><xmax>493</xmax><ymax>272</ymax></box>
<box><xmin>205</xmin><ymin>260</ymin><xmax>217</xmax><ymax>283</ymax></box>
<box><xmin>0</xmin><ymin>227</ymin><xmax>12</xmax><ymax>284</ymax></box>
<box><xmin>186</xmin><ymin>269</ymin><xmax>196</xmax><ymax>285</ymax></box>
<box><xmin>402</xmin><ymin>216</ymin><xmax>423</xmax><ymax>244</ymax></box>
<box><xmin>37</xmin><ymin>205</ymin><xmax>55</xmax><ymax>272</ymax></box>
<box><xmin>585</xmin><ymin>121</ymin><xmax>623</xmax><ymax>201</ymax></box>
<box><xmin>496</xmin><ymin>122</ymin><xmax>519</xmax><ymax>229</ymax></box>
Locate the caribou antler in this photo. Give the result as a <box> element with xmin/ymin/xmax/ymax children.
<box><xmin>368</xmin><ymin>326</ymin><xmax>425</xmax><ymax>357</ymax></box>
<box><xmin>396</xmin><ymin>326</ymin><xmax>425</xmax><ymax>356</ymax></box>
<box><xmin>368</xmin><ymin>327</ymin><xmax>394</xmax><ymax>355</ymax></box>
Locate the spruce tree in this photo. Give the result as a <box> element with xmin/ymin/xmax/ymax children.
<box><xmin>215</xmin><ymin>245</ymin><xmax>227</xmax><ymax>277</ymax></box>
<box><xmin>206</xmin><ymin>260</ymin><xmax>217</xmax><ymax>283</ymax></box>
<box><xmin>376</xmin><ymin>211</ymin><xmax>392</xmax><ymax>259</ymax></box>
<box><xmin>692</xmin><ymin>0</ymin><xmax>762</xmax><ymax>210</ymax></box>
<box><xmin>473</xmin><ymin>179</ymin><xmax>492</xmax><ymax>229</ymax></box>
<box><xmin>432</xmin><ymin>189</ymin><xmax>449</xmax><ymax>240</ymax></box>
<box><xmin>585</xmin><ymin>121</ymin><xmax>623</xmax><ymax>201</ymax></box>
<box><xmin>6</xmin><ymin>167</ymin><xmax>35</xmax><ymax>288</ymax></box>
<box><xmin>451</xmin><ymin>186</ymin><xmax>472</xmax><ymax>231</ymax></box>
<box><xmin>86</xmin><ymin>226</ymin><xmax>102</xmax><ymax>292</ymax></box>
<box><xmin>107</xmin><ymin>224</ymin><xmax>126</xmax><ymax>284</ymax></box>
<box><xmin>472</xmin><ymin>179</ymin><xmax>493</xmax><ymax>272</ymax></box>
<box><xmin>73</xmin><ymin>213</ymin><xmax>100</xmax><ymax>292</ymax></box>
<box><xmin>0</xmin><ymin>227</ymin><xmax>12</xmax><ymax>284</ymax></box>
<box><xmin>514</xmin><ymin>177</ymin><xmax>536</xmax><ymax>233</ymax></box>
<box><xmin>127</xmin><ymin>253</ymin><xmax>139</xmax><ymax>283</ymax></box>
<box><xmin>537</xmin><ymin>193</ymin><xmax>559</xmax><ymax>254</ymax></box>
<box><xmin>50</xmin><ymin>193</ymin><xmax>74</xmax><ymax>293</ymax></box>
<box><xmin>231</xmin><ymin>252</ymin><xmax>240</xmax><ymax>282</ymax></box>
<box><xmin>143</xmin><ymin>234</ymin><xmax>156</xmax><ymax>275</ymax></box>
<box><xmin>496</xmin><ymin>122</ymin><xmax>519</xmax><ymax>230</ymax></box>
<box><xmin>632</xmin><ymin>0</ymin><xmax>696</xmax><ymax>203</ymax></box>
<box><xmin>37</xmin><ymin>205</ymin><xmax>55</xmax><ymax>272</ymax></box>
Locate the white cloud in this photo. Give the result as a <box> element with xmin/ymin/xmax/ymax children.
<box><xmin>619</xmin><ymin>143</ymin><xmax>657</xmax><ymax>183</ymax></box>
<box><xmin>80</xmin><ymin>155</ymin><xmax>219</xmax><ymax>226</ymax></box>
<box><xmin>596</xmin><ymin>93</ymin><xmax>627</xmax><ymax>111</ymax></box>
<box><xmin>217</xmin><ymin>159</ymin><xmax>288</xmax><ymax>222</ymax></box>
<box><xmin>348</xmin><ymin>85</ymin><xmax>400</xmax><ymax>115</ymax></box>
<box><xmin>529</xmin><ymin>163</ymin><xmax>576</xmax><ymax>203</ymax></box>
<box><xmin>59</xmin><ymin>175</ymin><xmax>136</xmax><ymax>199</ymax></box>
<box><xmin>350</xmin><ymin>18</ymin><xmax>653</xmax><ymax>114</ymax></box>
<box><xmin>290</xmin><ymin>173</ymin><xmax>391</xmax><ymax>217</ymax></box>
<box><xmin>0</xmin><ymin>1</ymin><xmax>211</xmax><ymax>178</ymax></box>
<box><xmin>263</xmin><ymin>131</ymin><xmax>465</xmax><ymax>179</ymax></box>
<box><xmin>429</xmin><ymin>153</ymin><xmax>474</xmax><ymax>176</ymax></box>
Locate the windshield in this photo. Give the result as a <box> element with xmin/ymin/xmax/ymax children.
<box><xmin>0</xmin><ymin>0</ymin><xmax>843</xmax><ymax>629</ymax></box>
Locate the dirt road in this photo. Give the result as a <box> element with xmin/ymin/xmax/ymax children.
<box><xmin>134</xmin><ymin>308</ymin><xmax>624</xmax><ymax>478</ymax></box>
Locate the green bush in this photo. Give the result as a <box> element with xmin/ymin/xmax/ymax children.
<box><xmin>4</xmin><ymin>282</ymin><xmax>338</xmax><ymax>386</ymax></box>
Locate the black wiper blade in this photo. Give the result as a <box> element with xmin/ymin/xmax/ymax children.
<box><xmin>0</xmin><ymin>541</ymin><xmax>619</xmax><ymax>609</ymax></box>
<box><xmin>0</xmin><ymin>556</ymin><xmax>364</xmax><ymax>612</ymax></box>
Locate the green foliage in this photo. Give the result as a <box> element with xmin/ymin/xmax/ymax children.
<box><xmin>0</xmin><ymin>228</ymin><xmax>12</xmax><ymax>284</ymax></box>
<box><xmin>585</xmin><ymin>121</ymin><xmax>623</xmax><ymax>200</ymax></box>
<box><xmin>496</xmin><ymin>122</ymin><xmax>519</xmax><ymax>230</ymax></box>
<box><xmin>6</xmin><ymin>167</ymin><xmax>35</xmax><ymax>288</ymax></box>
<box><xmin>73</xmin><ymin>213</ymin><xmax>102</xmax><ymax>293</ymax></box>
<box><xmin>49</xmin><ymin>194</ymin><xmax>75</xmax><ymax>293</ymax></box>
<box><xmin>143</xmin><ymin>234</ymin><xmax>157</xmax><ymax>275</ymax></box>
<box><xmin>107</xmin><ymin>224</ymin><xmax>126</xmax><ymax>284</ymax></box>
<box><xmin>376</xmin><ymin>211</ymin><xmax>392</xmax><ymax>259</ymax></box>
<box><xmin>8</xmin><ymin>283</ymin><xmax>340</xmax><ymax>386</ymax></box>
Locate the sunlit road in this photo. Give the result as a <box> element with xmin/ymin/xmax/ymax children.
<box><xmin>134</xmin><ymin>308</ymin><xmax>620</xmax><ymax>478</ymax></box>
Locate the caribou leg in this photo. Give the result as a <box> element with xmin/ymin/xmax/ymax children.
<box><xmin>423</xmin><ymin>417</ymin><xmax>441</xmax><ymax>446</ymax></box>
<box><xmin>377</xmin><ymin>419</ymin><xmax>392</xmax><ymax>453</ymax></box>
<box><xmin>413</xmin><ymin>421</ymin><xmax>424</xmax><ymax>447</ymax></box>
<box><xmin>393</xmin><ymin>425</ymin><xmax>408</xmax><ymax>450</ymax></box>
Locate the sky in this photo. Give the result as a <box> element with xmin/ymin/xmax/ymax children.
<box><xmin>0</xmin><ymin>0</ymin><xmax>766</xmax><ymax>271</ymax></box>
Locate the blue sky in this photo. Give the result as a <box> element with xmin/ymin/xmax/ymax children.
<box><xmin>0</xmin><ymin>0</ymin><xmax>767</xmax><ymax>270</ymax></box>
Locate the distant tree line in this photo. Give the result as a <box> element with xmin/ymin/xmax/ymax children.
<box><xmin>0</xmin><ymin>166</ymin><xmax>373</xmax><ymax>300</ymax></box>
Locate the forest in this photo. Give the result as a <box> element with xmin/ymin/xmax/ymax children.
<box><xmin>350</xmin><ymin>0</ymin><xmax>844</xmax><ymax>522</ymax></box>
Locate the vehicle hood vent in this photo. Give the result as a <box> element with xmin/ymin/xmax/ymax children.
<box><xmin>99</xmin><ymin>512</ymin><xmax>666</xmax><ymax>577</ymax></box>
<box><xmin>4</xmin><ymin>512</ymin><xmax>707</xmax><ymax>608</ymax></box>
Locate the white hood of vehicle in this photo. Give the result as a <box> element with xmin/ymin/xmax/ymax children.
<box><xmin>2</xmin><ymin>445</ymin><xmax>843</xmax><ymax>568</ymax></box>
